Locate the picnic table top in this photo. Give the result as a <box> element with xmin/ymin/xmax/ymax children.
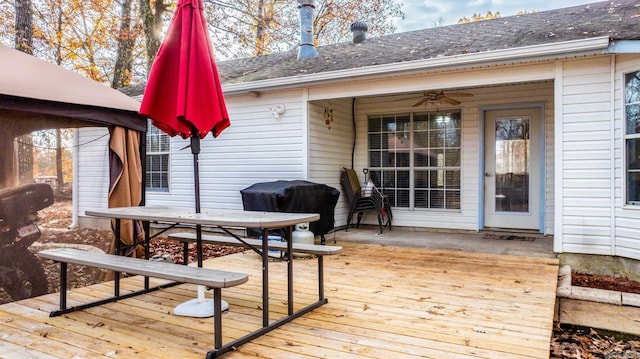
<box><xmin>85</xmin><ymin>206</ymin><xmax>320</xmax><ymax>229</ymax></box>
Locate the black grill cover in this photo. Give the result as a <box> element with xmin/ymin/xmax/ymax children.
<box><xmin>240</xmin><ymin>180</ymin><xmax>340</xmax><ymax>236</ymax></box>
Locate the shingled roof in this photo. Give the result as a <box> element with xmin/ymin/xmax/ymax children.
<box><xmin>122</xmin><ymin>0</ymin><xmax>639</xmax><ymax>97</ymax></box>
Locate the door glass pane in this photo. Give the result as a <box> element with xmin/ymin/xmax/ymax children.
<box><xmin>495</xmin><ymin>117</ymin><xmax>530</xmax><ymax>212</ymax></box>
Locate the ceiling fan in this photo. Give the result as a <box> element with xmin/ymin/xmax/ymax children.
<box><xmin>401</xmin><ymin>90</ymin><xmax>474</xmax><ymax>107</ymax></box>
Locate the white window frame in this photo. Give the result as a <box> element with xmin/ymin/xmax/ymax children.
<box><xmin>367</xmin><ymin>111</ymin><xmax>462</xmax><ymax>211</ymax></box>
<box><xmin>145</xmin><ymin>121</ymin><xmax>170</xmax><ymax>192</ymax></box>
<box><xmin>625</xmin><ymin>70</ymin><xmax>640</xmax><ymax>205</ymax></box>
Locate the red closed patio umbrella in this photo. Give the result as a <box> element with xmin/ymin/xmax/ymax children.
<box><xmin>139</xmin><ymin>0</ymin><xmax>230</xmax><ymax>317</ymax></box>
<box><xmin>140</xmin><ymin>0</ymin><xmax>229</xmax><ymax>140</ymax></box>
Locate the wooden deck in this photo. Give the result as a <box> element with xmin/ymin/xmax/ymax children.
<box><xmin>0</xmin><ymin>242</ymin><xmax>559</xmax><ymax>358</ymax></box>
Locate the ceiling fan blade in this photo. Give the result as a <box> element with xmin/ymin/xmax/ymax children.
<box><xmin>444</xmin><ymin>92</ymin><xmax>473</xmax><ymax>97</ymax></box>
<box><xmin>412</xmin><ymin>98</ymin><xmax>430</xmax><ymax>107</ymax></box>
<box><xmin>440</xmin><ymin>96</ymin><xmax>461</xmax><ymax>105</ymax></box>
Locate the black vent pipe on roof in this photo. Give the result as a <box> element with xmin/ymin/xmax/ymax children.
<box><xmin>350</xmin><ymin>21</ymin><xmax>368</xmax><ymax>44</ymax></box>
<box><xmin>297</xmin><ymin>0</ymin><xmax>319</xmax><ymax>60</ymax></box>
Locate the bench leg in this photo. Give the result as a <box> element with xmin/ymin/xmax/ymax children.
<box><xmin>58</xmin><ymin>262</ymin><xmax>67</xmax><ymax>314</ymax></box>
<box><xmin>318</xmin><ymin>255</ymin><xmax>325</xmax><ymax>300</ymax></box>
<box><xmin>49</xmin><ymin>280</ymin><xmax>183</xmax><ymax>317</ymax></box>
<box><xmin>114</xmin><ymin>271</ymin><xmax>120</xmax><ymax>297</ymax></box>
<box><xmin>213</xmin><ymin>288</ymin><xmax>222</xmax><ymax>350</ymax></box>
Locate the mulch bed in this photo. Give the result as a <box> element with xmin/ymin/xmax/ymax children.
<box><xmin>573</xmin><ymin>273</ymin><xmax>640</xmax><ymax>295</ymax></box>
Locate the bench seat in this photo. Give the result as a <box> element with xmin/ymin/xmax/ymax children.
<box><xmin>167</xmin><ymin>232</ymin><xmax>342</xmax><ymax>256</ymax></box>
<box><xmin>39</xmin><ymin>248</ymin><xmax>248</xmax><ymax>288</ymax></box>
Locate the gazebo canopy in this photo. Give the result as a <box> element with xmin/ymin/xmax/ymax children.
<box><xmin>0</xmin><ymin>44</ymin><xmax>146</xmax><ymax>134</ymax></box>
<box><xmin>0</xmin><ymin>45</ymin><xmax>146</xmax><ymax>190</ymax></box>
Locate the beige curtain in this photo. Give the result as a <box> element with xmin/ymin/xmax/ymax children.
<box><xmin>107</xmin><ymin>126</ymin><xmax>145</xmax><ymax>258</ymax></box>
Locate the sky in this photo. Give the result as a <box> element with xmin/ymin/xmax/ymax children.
<box><xmin>395</xmin><ymin>0</ymin><xmax>600</xmax><ymax>32</ymax></box>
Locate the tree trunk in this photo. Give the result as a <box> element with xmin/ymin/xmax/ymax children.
<box><xmin>254</xmin><ymin>0</ymin><xmax>265</xmax><ymax>56</ymax></box>
<box><xmin>54</xmin><ymin>0</ymin><xmax>63</xmax><ymax>66</ymax></box>
<box><xmin>15</xmin><ymin>0</ymin><xmax>34</xmax><ymax>184</ymax></box>
<box><xmin>0</xmin><ymin>133</ymin><xmax>16</xmax><ymax>188</ymax></box>
<box><xmin>140</xmin><ymin>0</ymin><xmax>169</xmax><ymax>75</ymax></box>
<box><xmin>56</xmin><ymin>129</ymin><xmax>64</xmax><ymax>187</ymax></box>
<box><xmin>15</xmin><ymin>0</ymin><xmax>33</xmax><ymax>54</ymax></box>
<box><xmin>112</xmin><ymin>0</ymin><xmax>135</xmax><ymax>88</ymax></box>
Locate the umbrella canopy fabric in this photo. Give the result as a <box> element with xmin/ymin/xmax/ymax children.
<box><xmin>139</xmin><ymin>0</ymin><xmax>229</xmax><ymax>139</ymax></box>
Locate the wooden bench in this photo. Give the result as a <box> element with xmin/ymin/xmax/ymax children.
<box><xmin>38</xmin><ymin>248</ymin><xmax>248</xmax><ymax>315</ymax></box>
<box><xmin>167</xmin><ymin>232</ymin><xmax>342</xmax><ymax>257</ymax></box>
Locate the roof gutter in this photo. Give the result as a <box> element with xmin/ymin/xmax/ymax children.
<box><xmin>222</xmin><ymin>36</ymin><xmax>611</xmax><ymax>94</ymax></box>
<box><xmin>608</xmin><ymin>40</ymin><xmax>640</xmax><ymax>53</ymax></box>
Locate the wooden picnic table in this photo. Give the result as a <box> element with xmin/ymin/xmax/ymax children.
<box><xmin>82</xmin><ymin>206</ymin><xmax>335</xmax><ymax>358</ymax></box>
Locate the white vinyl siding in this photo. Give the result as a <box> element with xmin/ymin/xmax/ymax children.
<box><xmin>614</xmin><ymin>54</ymin><xmax>640</xmax><ymax>260</ymax></box>
<box><xmin>308</xmin><ymin>98</ymin><xmax>354</xmax><ymax>227</ymax></box>
<box><xmin>77</xmin><ymin>127</ymin><xmax>110</xmax><ymax>217</ymax></box>
<box><xmin>558</xmin><ymin>56</ymin><xmax>614</xmax><ymax>255</ymax></box>
<box><xmin>144</xmin><ymin>89</ymin><xmax>306</xmax><ymax>211</ymax></box>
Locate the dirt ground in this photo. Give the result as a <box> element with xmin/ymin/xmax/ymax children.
<box><xmin>6</xmin><ymin>200</ymin><xmax>640</xmax><ymax>358</ymax></box>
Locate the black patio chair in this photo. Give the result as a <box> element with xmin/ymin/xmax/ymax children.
<box><xmin>340</xmin><ymin>167</ymin><xmax>392</xmax><ymax>234</ymax></box>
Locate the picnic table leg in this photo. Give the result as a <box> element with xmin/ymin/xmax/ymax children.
<box><xmin>286</xmin><ymin>226</ymin><xmax>293</xmax><ymax>315</ymax></box>
<box><xmin>143</xmin><ymin>220</ymin><xmax>151</xmax><ymax>289</ymax></box>
<box><xmin>196</xmin><ymin>224</ymin><xmax>203</xmax><ymax>268</ymax></box>
<box><xmin>261</xmin><ymin>228</ymin><xmax>269</xmax><ymax>327</ymax></box>
<box><xmin>182</xmin><ymin>241</ymin><xmax>189</xmax><ymax>265</ymax></box>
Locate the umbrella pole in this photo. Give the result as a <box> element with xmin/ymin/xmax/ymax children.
<box><xmin>173</xmin><ymin>134</ymin><xmax>229</xmax><ymax>317</ymax></box>
<box><xmin>191</xmin><ymin>135</ymin><xmax>203</xmax><ymax>269</ymax></box>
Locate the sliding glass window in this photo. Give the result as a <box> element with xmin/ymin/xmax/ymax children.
<box><xmin>367</xmin><ymin>112</ymin><xmax>461</xmax><ymax>210</ymax></box>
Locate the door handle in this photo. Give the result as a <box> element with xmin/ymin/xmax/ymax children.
<box><xmin>485</xmin><ymin>172</ymin><xmax>493</xmax><ymax>177</ymax></box>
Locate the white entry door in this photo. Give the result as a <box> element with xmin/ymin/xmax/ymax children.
<box><xmin>484</xmin><ymin>108</ymin><xmax>542</xmax><ymax>230</ymax></box>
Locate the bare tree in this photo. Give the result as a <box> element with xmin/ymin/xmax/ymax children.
<box><xmin>139</xmin><ymin>0</ymin><xmax>172</xmax><ymax>73</ymax></box>
<box><xmin>15</xmin><ymin>0</ymin><xmax>34</xmax><ymax>184</ymax></box>
<box><xmin>14</xmin><ymin>0</ymin><xmax>33</xmax><ymax>54</ymax></box>
<box><xmin>113</xmin><ymin>0</ymin><xmax>135</xmax><ymax>88</ymax></box>
<box><xmin>204</xmin><ymin>0</ymin><xmax>404</xmax><ymax>59</ymax></box>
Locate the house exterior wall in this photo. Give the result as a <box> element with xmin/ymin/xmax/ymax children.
<box><xmin>77</xmin><ymin>89</ymin><xmax>309</xmax><ymax>225</ymax></box>
<box><xmin>75</xmin><ymin>54</ymin><xmax>640</xmax><ymax>263</ymax></box>
<box><xmin>144</xmin><ymin>88</ymin><xmax>308</xmax><ymax>211</ymax></box>
<box><xmin>79</xmin><ymin>63</ymin><xmax>557</xmax><ymax>234</ymax></box>
<box><xmin>77</xmin><ymin>127</ymin><xmax>110</xmax><ymax>229</ymax></box>
<box><xmin>307</xmin><ymin>98</ymin><xmax>354</xmax><ymax>227</ymax></box>
<box><xmin>349</xmin><ymin>81</ymin><xmax>555</xmax><ymax>232</ymax></box>
<box><xmin>614</xmin><ymin>54</ymin><xmax>640</xmax><ymax>260</ymax></box>
<box><xmin>553</xmin><ymin>54</ymin><xmax>640</xmax><ymax>262</ymax></box>
<box><xmin>556</xmin><ymin>56</ymin><xmax>615</xmax><ymax>255</ymax></box>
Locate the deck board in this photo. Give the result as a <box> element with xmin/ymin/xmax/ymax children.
<box><xmin>0</xmin><ymin>242</ymin><xmax>558</xmax><ymax>358</ymax></box>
